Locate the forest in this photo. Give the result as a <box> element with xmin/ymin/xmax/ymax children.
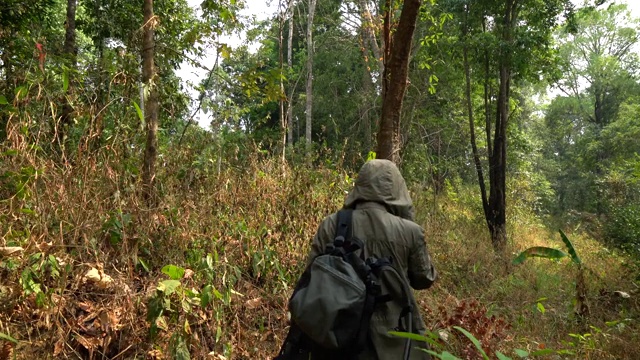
<box><xmin>1</xmin><ymin>0</ymin><xmax>639</xmax><ymax>358</ymax></box>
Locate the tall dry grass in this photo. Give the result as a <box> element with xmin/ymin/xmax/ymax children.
<box><xmin>1</xmin><ymin>117</ymin><xmax>639</xmax><ymax>359</ymax></box>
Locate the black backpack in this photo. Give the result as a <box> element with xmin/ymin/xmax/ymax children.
<box><xmin>275</xmin><ymin>209</ymin><xmax>414</xmax><ymax>360</ymax></box>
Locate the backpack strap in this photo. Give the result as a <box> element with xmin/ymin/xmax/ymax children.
<box><xmin>334</xmin><ymin>209</ymin><xmax>353</xmax><ymax>246</ymax></box>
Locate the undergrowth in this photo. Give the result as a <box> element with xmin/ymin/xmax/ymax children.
<box><xmin>1</xmin><ymin>122</ymin><xmax>639</xmax><ymax>359</ymax></box>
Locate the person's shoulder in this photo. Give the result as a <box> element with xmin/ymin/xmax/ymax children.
<box><xmin>395</xmin><ymin>217</ymin><xmax>424</xmax><ymax>236</ymax></box>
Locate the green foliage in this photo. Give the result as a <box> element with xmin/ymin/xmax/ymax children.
<box><xmin>512</xmin><ymin>247</ymin><xmax>568</xmax><ymax>265</ymax></box>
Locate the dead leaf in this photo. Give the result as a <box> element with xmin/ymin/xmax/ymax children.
<box><xmin>0</xmin><ymin>342</ymin><xmax>13</xmax><ymax>360</ymax></box>
<box><xmin>83</xmin><ymin>267</ymin><xmax>113</xmax><ymax>288</ymax></box>
<box><xmin>53</xmin><ymin>339</ymin><xmax>64</xmax><ymax>356</ymax></box>
<box><xmin>245</xmin><ymin>297</ymin><xmax>262</xmax><ymax>309</ymax></box>
<box><xmin>614</xmin><ymin>291</ymin><xmax>631</xmax><ymax>299</ymax></box>
<box><xmin>0</xmin><ymin>247</ymin><xmax>23</xmax><ymax>257</ymax></box>
<box><xmin>183</xmin><ymin>269</ymin><xmax>195</xmax><ymax>279</ymax></box>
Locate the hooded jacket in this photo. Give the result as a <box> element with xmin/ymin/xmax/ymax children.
<box><xmin>307</xmin><ymin>159</ymin><xmax>437</xmax><ymax>360</ymax></box>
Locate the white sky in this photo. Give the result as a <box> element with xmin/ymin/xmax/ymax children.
<box><xmin>175</xmin><ymin>0</ymin><xmax>640</xmax><ymax>129</ymax></box>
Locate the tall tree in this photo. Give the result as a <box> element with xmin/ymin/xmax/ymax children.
<box><xmin>376</xmin><ymin>0</ymin><xmax>422</xmax><ymax>163</ymax></box>
<box><xmin>450</xmin><ymin>0</ymin><xmax>572</xmax><ymax>251</ymax></box>
<box><xmin>142</xmin><ymin>0</ymin><xmax>159</xmax><ymax>204</ymax></box>
<box><xmin>305</xmin><ymin>0</ymin><xmax>317</xmax><ymax>150</ymax></box>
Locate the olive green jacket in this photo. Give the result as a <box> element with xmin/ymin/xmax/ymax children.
<box><xmin>306</xmin><ymin>160</ymin><xmax>437</xmax><ymax>360</ymax></box>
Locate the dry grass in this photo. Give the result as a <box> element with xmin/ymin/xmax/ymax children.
<box><xmin>1</xmin><ymin>122</ymin><xmax>639</xmax><ymax>359</ymax></box>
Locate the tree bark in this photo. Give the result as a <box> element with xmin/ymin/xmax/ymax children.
<box><xmin>305</xmin><ymin>0</ymin><xmax>317</xmax><ymax>151</ymax></box>
<box><xmin>487</xmin><ymin>0</ymin><xmax>516</xmax><ymax>253</ymax></box>
<box><xmin>142</xmin><ymin>0</ymin><xmax>159</xmax><ymax>204</ymax></box>
<box><xmin>462</xmin><ymin>6</ymin><xmax>490</xmax><ymax>224</ymax></box>
<box><xmin>286</xmin><ymin>0</ymin><xmax>295</xmax><ymax>147</ymax></box>
<box><xmin>357</xmin><ymin>0</ymin><xmax>384</xmax><ymax>82</ymax></box>
<box><xmin>58</xmin><ymin>0</ymin><xmax>77</xmax><ymax>152</ymax></box>
<box><xmin>376</xmin><ymin>0</ymin><xmax>421</xmax><ymax>164</ymax></box>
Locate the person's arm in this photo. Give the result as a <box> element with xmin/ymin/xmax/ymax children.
<box><xmin>407</xmin><ymin>228</ymin><xmax>437</xmax><ymax>290</ymax></box>
<box><xmin>304</xmin><ymin>214</ymin><xmax>336</xmax><ymax>266</ymax></box>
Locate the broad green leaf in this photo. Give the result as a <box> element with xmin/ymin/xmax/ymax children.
<box><xmin>162</xmin><ymin>265</ymin><xmax>185</xmax><ymax>280</ymax></box>
<box><xmin>367</xmin><ymin>151</ymin><xmax>376</xmax><ymax>161</ymax></box>
<box><xmin>0</xmin><ymin>95</ymin><xmax>8</xmax><ymax>105</ymax></box>
<box><xmin>453</xmin><ymin>326</ymin><xmax>489</xmax><ymax>360</ymax></box>
<box><xmin>0</xmin><ymin>332</ymin><xmax>18</xmax><ymax>344</ymax></box>
<box><xmin>513</xmin><ymin>247</ymin><xmax>567</xmax><ymax>265</ymax></box>
<box><xmin>514</xmin><ymin>349</ymin><xmax>529</xmax><ymax>358</ymax></box>
<box><xmin>559</xmin><ymin>230</ymin><xmax>582</xmax><ymax>265</ymax></box>
<box><xmin>201</xmin><ymin>284</ymin><xmax>213</xmax><ymax>307</ymax></box>
<box><xmin>157</xmin><ymin>279</ymin><xmax>181</xmax><ymax>295</ymax></box>
<box><xmin>132</xmin><ymin>101</ymin><xmax>144</xmax><ymax>122</ymax></box>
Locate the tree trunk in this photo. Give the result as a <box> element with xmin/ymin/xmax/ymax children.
<box><xmin>486</xmin><ymin>0</ymin><xmax>515</xmax><ymax>253</ymax></box>
<box><xmin>462</xmin><ymin>6</ymin><xmax>490</xmax><ymax>224</ymax></box>
<box><xmin>286</xmin><ymin>0</ymin><xmax>295</xmax><ymax>147</ymax></box>
<box><xmin>305</xmin><ymin>0</ymin><xmax>317</xmax><ymax>151</ymax></box>
<box><xmin>278</xmin><ymin>0</ymin><xmax>286</xmax><ymax>165</ymax></box>
<box><xmin>58</xmin><ymin>0</ymin><xmax>77</xmax><ymax>152</ymax></box>
<box><xmin>357</xmin><ymin>0</ymin><xmax>384</xmax><ymax>83</ymax></box>
<box><xmin>376</xmin><ymin>0</ymin><xmax>421</xmax><ymax>164</ymax></box>
<box><xmin>142</xmin><ymin>0</ymin><xmax>159</xmax><ymax>204</ymax></box>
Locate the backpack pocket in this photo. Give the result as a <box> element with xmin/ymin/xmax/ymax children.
<box><xmin>289</xmin><ymin>255</ymin><xmax>367</xmax><ymax>349</ymax></box>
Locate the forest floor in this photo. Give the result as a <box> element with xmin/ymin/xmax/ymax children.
<box><xmin>1</xmin><ymin>154</ymin><xmax>639</xmax><ymax>359</ymax></box>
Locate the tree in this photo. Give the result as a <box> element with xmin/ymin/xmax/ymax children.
<box><xmin>305</xmin><ymin>0</ymin><xmax>317</xmax><ymax>151</ymax></box>
<box><xmin>376</xmin><ymin>0</ymin><xmax>422</xmax><ymax>163</ymax></box>
<box><xmin>58</xmin><ymin>0</ymin><xmax>77</xmax><ymax>152</ymax></box>
<box><xmin>448</xmin><ymin>0</ymin><xmax>572</xmax><ymax>251</ymax></box>
<box><xmin>142</xmin><ymin>0</ymin><xmax>159</xmax><ymax>204</ymax></box>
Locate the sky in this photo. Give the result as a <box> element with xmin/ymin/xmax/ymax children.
<box><xmin>175</xmin><ymin>0</ymin><xmax>640</xmax><ymax>129</ymax></box>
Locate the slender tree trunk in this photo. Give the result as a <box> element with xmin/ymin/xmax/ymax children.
<box><xmin>286</xmin><ymin>0</ymin><xmax>295</xmax><ymax>147</ymax></box>
<box><xmin>142</xmin><ymin>0</ymin><xmax>159</xmax><ymax>204</ymax></box>
<box><xmin>462</xmin><ymin>7</ymin><xmax>490</xmax><ymax>223</ymax></box>
<box><xmin>376</xmin><ymin>0</ymin><xmax>421</xmax><ymax>164</ymax></box>
<box><xmin>58</xmin><ymin>0</ymin><xmax>77</xmax><ymax>152</ymax></box>
<box><xmin>305</xmin><ymin>0</ymin><xmax>317</xmax><ymax>151</ymax></box>
<box><xmin>278</xmin><ymin>0</ymin><xmax>286</xmax><ymax>165</ymax></box>
<box><xmin>357</xmin><ymin>0</ymin><xmax>384</xmax><ymax>82</ymax></box>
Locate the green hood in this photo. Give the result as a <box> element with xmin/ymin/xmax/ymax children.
<box><xmin>344</xmin><ymin>159</ymin><xmax>414</xmax><ymax>220</ymax></box>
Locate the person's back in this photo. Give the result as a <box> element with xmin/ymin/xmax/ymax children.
<box><xmin>306</xmin><ymin>159</ymin><xmax>437</xmax><ymax>360</ymax></box>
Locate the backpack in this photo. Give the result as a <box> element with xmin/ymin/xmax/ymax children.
<box><xmin>275</xmin><ymin>209</ymin><xmax>414</xmax><ymax>360</ymax></box>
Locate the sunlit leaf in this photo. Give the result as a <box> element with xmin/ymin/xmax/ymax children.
<box><xmin>513</xmin><ymin>247</ymin><xmax>568</xmax><ymax>265</ymax></box>
<box><xmin>495</xmin><ymin>351</ymin><xmax>512</xmax><ymax>360</ymax></box>
<box><xmin>514</xmin><ymin>349</ymin><xmax>529</xmax><ymax>358</ymax></box>
<box><xmin>559</xmin><ymin>230</ymin><xmax>582</xmax><ymax>265</ymax></box>
<box><xmin>63</xmin><ymin>70</ymin><xmax>69</xmax><ymax>93</ymax></box>
<box><xmin>0</xmin><ymin>95</ymin><xmax>8</xmax><ymax>105</ymax></box>
<box><xmin>133</xmin><ymin>101</ymin><xmax>144</xmax><ymax>122</ymax></box>
<box><xmin>0</xmin><ymin>332</ymin><xmax>18</xmax><ymax>344</ymax></box>
<box><xmin>157</xmin><ymin>279</ymin><xmax>181</xmax><ymax>295</ymax></box>
<box><xmin>162</xmin><ymin>265</ymin><xmax>185</xmax><ymax>280</ymax></box>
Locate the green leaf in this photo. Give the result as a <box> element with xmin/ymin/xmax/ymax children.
<box><xmin>388</xmin><ymin>331</ymin><xmax>431</xmax><ymax>343</ymax></box>
<box><xmin>201</xmin><ymin>285</ymin><xmax>213</xmax><ymax>308</ymax></box>
<box><xmin>559</xmin><ymin>230</ymin><xmax>582</xmax><ymax>265</ymax></box>
<box><xmin>537</xmin><ymin>302</ymin><xmax>546</xmax><ymax>314</ymax></box>
<box><xmin>495</xmin><ymin>351</ymin><xmax>512</xmax><ymax>360</ymax></box>
<box><xmin>62</xmin><ymin>70</ymin><xmax>69</xmax><ymax>93</ymax></box>
<box><xmin>139</xmin><ymin>258</ymin><xmax>150</xmax><ymax>273</ymax></box>
<box><xmin>513</xmin><ymin>247</ymin><xmax>568</xmax><ymax>265</ymax></box>
<box><xmin>367</xmin><ymin>151</ymin><xmax>377</xmax><ymax>161</ymax></box>
<box><xmin>453</xmin><ymin>326</ymin><xmax>489</xmax><ymax>360</ymax></box>
<box><xmin>133</xmin><ymin>101</ymin><xmax>144</xmax><ymax>122</ymax></box>
<box><xmin>157</xmin><ymin>279</ymin><xmax>181</xmax><ymax>295</ymax></box>
<box><xmin>0</xmin><ymin>332</ymin><xmax>18</xmax><ymax>344</ymax></box>
<box><xmin>162</xmin><ymin>265</ymin><xmax>185</xmax><ymax>280</ymax></box>
<box><xmin>514</xmin><ymin>349</ymin><xmax>529</xmax><ymax>358</ymax></box>
<box><xmin>0</xmin><ymin>95</ymin><xmax>8</xmax><ymax>105</ymax></box>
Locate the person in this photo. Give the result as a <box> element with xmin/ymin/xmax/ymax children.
<box><xmin>305</xmin><ymin>159</ymin><xmax>437</xmax><ymax>360</ymax></box>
